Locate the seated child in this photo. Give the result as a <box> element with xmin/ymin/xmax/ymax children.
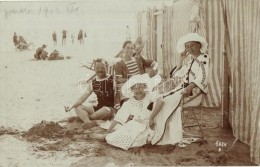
<box><xmin>105</xmin><ymin>74</ymin><xmax>164</xmax><ymax>150</ymax></box>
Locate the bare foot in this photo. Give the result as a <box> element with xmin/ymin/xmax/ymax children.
<box><xmin>81</xmin><ymin>121</ymin><xmax>98</xmax><ymax>130</ymax></box>
<box><xmin>89</xmin><ymin>133</ymin><xmax>106</xmax><ymax>141</ymax></box>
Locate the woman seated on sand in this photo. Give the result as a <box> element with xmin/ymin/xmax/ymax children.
<box><xmin>105</xmin><ymin>74</ymin><xmax>163</xmax><ymax>150</ymax></box>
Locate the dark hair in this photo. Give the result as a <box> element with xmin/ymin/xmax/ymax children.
<box><xmin>94</xmin><ymin>58</ymin><xmax>108</xmax><ymax>69</ymax></box>
<box><xmin>122</xmin><ymin>40</ymin><xmax>133</xmax><ymax>49</ymax></box>
<box><xmin>196</xmin><ymin>41</ymin><xmax>202</xmax><ymax>48</ymax></box>
<box><xmin>192</xmin><ymin>41</ymin><xmax>202</xmax><ymax>47</ymax></box>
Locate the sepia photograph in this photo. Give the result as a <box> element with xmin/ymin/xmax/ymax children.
<box><xmin>0</xmin><ymin>0</ymin><xmax>259</xmax><ymax>166</ymax></box>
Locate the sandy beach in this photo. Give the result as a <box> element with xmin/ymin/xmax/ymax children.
<box><xmin>0</xmin><ymin>44</ymin><xmax>255</xmax><ymax>166</ymax></box>
<box><xmin>0</xmin><ymin>42</ymin><xmax>99</xmax><ymax>166</ymax></box>
<box><xmin>0</xmin><ymin>0</ymin><xmax>259</xmax><ymax>165</ymax></box>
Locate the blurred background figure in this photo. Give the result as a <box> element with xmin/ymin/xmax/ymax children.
<box><xmin>52</xmin><ymin>31</ymin><xmax>57</xmax><ymax>46</ymax></box>
<box><xmin>19</xmin><ymin>36</ymin><xmax>28</xmax><ymax>46</ymax></box>
<box><xmin>48</xmin><ymin>50</ymin><xmax>64</xmax><ymax>60</ymax></box>
<box><xmin>125</xmin><ymin>25</ymin><xmax>131</xmax><ymax>40</ymax></box>
<box><xmin>34</xmin><ymin>44</ymin><xmax>47</xmax><ymax>60</ymax></box>
<box><xmin>71</xmin><ymin>34</ymin><xmax>75</xmax><ymax>45</ymax></box>
<box><xmin>16</xmin><ymin>36</ymin><xmax>29</xmax><ymax>51</ymax></box>
<box><xmin>13</xmin><ymin>32</ymin><xmax>18</xmax><ymax>46</ymax></box>
<box><xmin>62</xmin><ymin>30</ymin><xmax>67</xmax><ymax>46</ymax></box>
<box><xmin>78</xmin><ymin>29</ymin><xmax>84</xmax><ymax>45</ymax></box>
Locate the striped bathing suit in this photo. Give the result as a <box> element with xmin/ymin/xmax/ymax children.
<box><xmin>126</xmin><ymin>59</ymin><xmax>140</xmax><ymax>76</ymax></box>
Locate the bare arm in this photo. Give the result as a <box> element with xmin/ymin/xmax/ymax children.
<box><xmin>149</xmin><ymin>97</ymin><xmax>165</xmax><ymax>129</ymax></box>
<box><xmin>73</xmin><ymin>89</ymin><xmax>93</xmax><ymax>108</ymax></box>
<box><xmin>115</xmin><ymin>61</ymin><xmax>128</xmax><ymax>82</ymax></box>
<box><xmin>106</xmin><ymin>120</ymin><xmax>118</xmax><ymax>133</ymax></box>
<box><xmin>151</xmin><ymin>61</ymin><xmax>158</xmax><ymax>71</ymax></box>
<box><xmin>176</xmin><ymin>50</ymin><xmax>189</xmax><ymax>70</ymax></box>
<box><xmin>65</xmin><ymin>88</ymin><xmax>93</xmax><ymax>112</ymax></box>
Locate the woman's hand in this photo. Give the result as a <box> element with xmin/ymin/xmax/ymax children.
<box><xmin>180</xmin><ymin>50</ymin><xmax>188</xmax><ymax>60</ymax></box>
<box><xmin>182</xmin><ymin>88</ymin><xmax>191</xmax><ymax>98</ymax></box>
<box><xmin>126</xmin><ymin>115</ymin><xmax>134</xmax><ymax>122</ymax></box>
<box><xmin>176</xmin><ymin>50</ymin><xmax>189</xmax><ymax>70</ymax></box>
<box><xmin>149</xmin><ymin>118</ymin><xmax>155</xmax><ymax>130</ymax></box>
<box><xmin>182</xmin><ymin>83</ymin><xmax>196</xmax><ymax>98</ymax></box>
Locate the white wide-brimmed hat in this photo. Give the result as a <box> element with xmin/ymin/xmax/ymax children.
<box><xmin>176</xmin><ymin>33</ymin><xmax>208</xmax><ymax>54</ymax></box>
<box><xmin>121</xmin><ymin>73</ymin><xmax>162</xmax><ymax>97</ymax></box>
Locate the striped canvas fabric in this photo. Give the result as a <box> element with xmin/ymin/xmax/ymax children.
<box><xmin>204</xmin><ymin>0</ymin><xmax>225</xmax><ymax>107</ymax></box>
<box><xmin>162</xmin><ymin>5</ymin><xmax>174</xmax><ymax>78</ymax></box>
<box><xmin>162</xmin><ymin>0</ymin><xmax>222</xmax><ymax>107</ymax></box>
<box><xmin>136</xmin><ymin>12</ymin><xmax>142</xmax><ymax>37</ymax></box>
<box><xmin>136</xmin><ymin>11</ymin><xmax>148</xmax><ymax>58</ymax></box>
<box><xmin>136</xmin><ymin>0</ymin><xmax>260</xmax><ymax>164</ymax></box>
<box><xmin>224</xmin><ymin>0</ymin><xmax>260</xmax><ymax>164</ymax></box>
<box><xmin>146</xmin><ymin>9</ymin><xmax>157</xmax><ymax>60</ymax></box>
<box><xmin>136</xmin><ymin>0</ymin><xmax>222</xmax><ymax>107</ymax></box>
<box><xmin>169</xmin><ymin>0</ymin><xmax>194</xmax><ymax>68</ymax></box>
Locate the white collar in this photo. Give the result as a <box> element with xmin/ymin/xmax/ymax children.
<box><xmin>95</xmin><ymin>74</ymin><xmax>111</xmax><ymax>81</ymax></box>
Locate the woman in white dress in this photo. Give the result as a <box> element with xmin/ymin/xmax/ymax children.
<box><xmin>105</xmin><ymin>74</ymin><xmax>163</xmax><ymax>150</ymax></box>
<box><xmin>151</xmin><ymin>33</ymin><xmax>209</xmax><ymax>145</ymax></box>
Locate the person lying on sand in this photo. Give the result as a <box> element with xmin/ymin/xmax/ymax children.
<box><xmin>48</xmin><ymin>50</ymin><xmax>64</xmax><ymax>60</ymax></box>
<box><xmin>65</xmin><ymin>59</ymin><xmax>116</xmax><ymax>130</ymax></box>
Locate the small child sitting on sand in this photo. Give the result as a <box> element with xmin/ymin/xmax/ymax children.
<box><xmin>105</xmin><ymin>74</ymin><xmax>164</xmax><ymax>150</ymax></box>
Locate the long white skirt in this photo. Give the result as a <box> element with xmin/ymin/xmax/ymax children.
<box><xmin>105</xmin><ymin>120</ymin><xmax>152</xmax><ymax>150</ymax></box>
<box><xmin>151</xmin><ymin>86</ymin><xmax>202</xmax><ymax>145</ymax></box>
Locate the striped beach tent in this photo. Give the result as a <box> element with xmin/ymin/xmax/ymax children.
<box><xmin>222</xmin><ymin>0</ymin><xmax>260</xmax><ymax>164</ymax></box>
<box><xmin>136</xmin><ymin>0</ymin><xmax>260</xmax><ymax>164</ymax></box>
<box><xmin>138</xmin><ymin>0</ymin><xmax>221</xmax><ymax>107</ymax></box>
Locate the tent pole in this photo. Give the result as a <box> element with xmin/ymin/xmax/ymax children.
<box><xmin>221</xmin><ymin>0</ymin><xmax>231</xmax><ymax>129</ymax></box>
<box><xmin>222</xmin><ymin>52</ymin><xmax>231</xmax><ymax>129</ymax></box>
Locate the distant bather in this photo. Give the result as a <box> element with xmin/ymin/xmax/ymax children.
<box><xmin>34</xmin><ymin>44</ymin><xmax>47</xmax><ymax>60</ymax></box>
<box><xmin>48</xmin><ymin>50</ymin><xmax>64</xmax><ymax>60</ymax></box>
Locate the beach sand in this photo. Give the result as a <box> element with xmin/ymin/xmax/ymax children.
<box><xmin>0</xmin><ymin>47</ymin><xmax>255</xmax><ymax>166</ymax></box>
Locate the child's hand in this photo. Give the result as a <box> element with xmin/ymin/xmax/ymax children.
<box><xmin>149</xmin><ymin>118</ymin><xmax>155</xmax><ymax>130</ymax></box>
<box><xmin>148</xmin><ymin>68</ymin><xmax>157</xmax><ymax>78</ymax></box>
<box><xmin>106</xmin><ymin>129</ymin><xmax>115</xmax><ymax>133</ymax></box>
<box><xmin>126</xmin><ymin>115</ymin><xmax>134</xmax><ymax>122</ymax></box>
<box><xmin>64</xmin><ymin>106</ymin><xmax>73</xmax><ymax>112</ymax></box>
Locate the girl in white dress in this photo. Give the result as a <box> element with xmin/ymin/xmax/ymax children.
<box><xmin>105</xmin><ymin>74</ymin><xmax>164</xmax><ymax>150</ymax></box>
